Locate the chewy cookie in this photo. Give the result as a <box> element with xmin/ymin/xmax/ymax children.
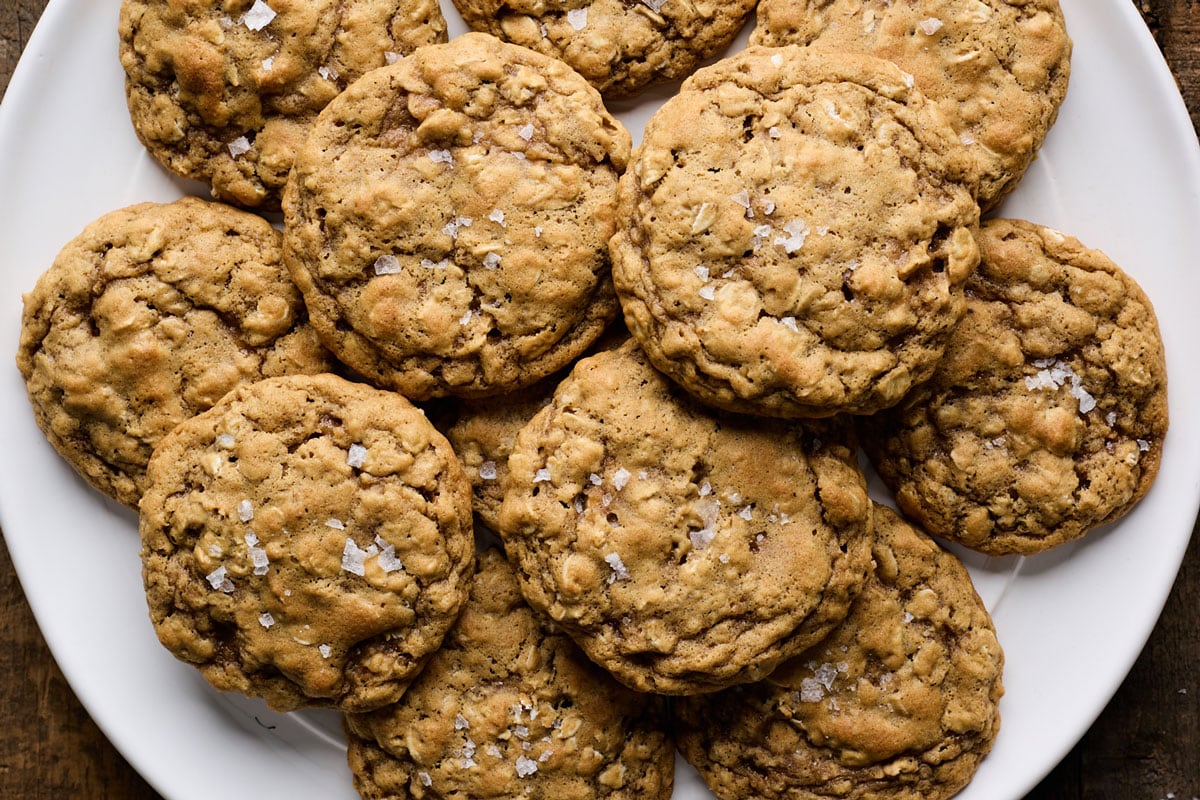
<box><xmin>861</xmin><ymin>218</ymin><xmax>1168</xmax><ymax>555</ymax></box>
<box><xmin>283</xmin><ymin>33</ymin><xmax>630</xmax><ymax>400</ymax></box>
<box><xmin>497</xmin><ymin>341</ymin><xmax>874</xmax><ymax>695</ymax></box>
<box><xmin>675</xmin><ymin>504</ymin><xmax>1004</xmax><ymax>800</ymax></box>
<box><xmin>17</xmin><ymin>197</ymin><xmax>331</xmax><ymax>508</ymax></box>
<box><xmin>119</xmin><ymin>0</ymin><xmax>447</xmax><ymax>209</ymax></box>
<box><xmin>449</xmin><ymin>0</ymin><xmax>756</xmax><ymax>98</ymax></box>
<box><xmin>139</xmin><ymin>373</ymin><xmax>475</xmax><ymax>713</ymax></box>
<box><xmin>344</xmin><ymin>547</ymin><xmax>675</xmax><ymax>800</ymax></box>
<box><xmin>610</xmin><ymin>46</ymin><xmax>980</xmax><ymax>419</ymax></box>
<box><xmin>751</xmin><ymin>0</ymin><xmax>1071</xmax><ymax>211</ymax></box>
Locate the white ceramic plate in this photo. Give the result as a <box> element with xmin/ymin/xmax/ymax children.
<box><xmin>0</xmin><ymin>1</ymin><xmax>1197</xmax><ymax>798</ymax></box>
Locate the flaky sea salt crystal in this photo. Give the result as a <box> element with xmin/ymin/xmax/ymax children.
<box><xmin>429</xmin><ymin>149</ymin><xmax>454</xmax><ymax>165</ymax></box>
<box><xmin>384</xmin><ymin>51</ymin><xmax>403</xmax><ymax>64</ymax></box>
<box><xmin>479</xmin><ymin>461</ymin><xmax>498</xmax><ymax>480</ymax></box>
<box><xmin>318</xmin><ymin>644</ymin><xmax>332</xmax><ymax>658</ymax></box>
<box><xmin>534</xmin><ymin>226</ymin><xmax>544</xmax><ymax>238</ymax></box>
<box><xmin>698</xmin><ymin>285</ymin><xmax>716</xmax><ymax>300</ymax></box>
<box><xmin>604</xmin><ymin>552</ymin><xmax>630</xmax><ymax>583</ymax></box>
<box><xmin>813</xmin><ymin>662</ymin><xmax>838</xmax><ymax>689</ymax></box>
<box><xmin>489</xmin><ymin>208</ymin><xmax>507</xmax><ymax>227</ymax></box>
<box><xmin>918</xmin><ymin>17</ymin><xmax>944</xmax><ymax>35</ymax></box>
<box><xmin>374</xmin><ymin>535</ymin><xmax>405</xmax><ymax>573</ymax></box>
<box><xmin>374</xmin><ymin>254</ymin><xmax>402</xmax><ymax>275</ymax></box>
<box><xmin>738</xmin><ymin>505</ymin><xmax>753</xmax><ymax>521</ymax></box>
<box><xmin>243</xmin><ymin>0</ymin><xmax>276</xmax><ymax>31</ymax></box>
<box><xmin>780</xmin><ymin>316</ymin><xmax>799</xmax><ymax>332</ymax></box>
<box><xmin>612</xmin><ymin>467</ymin><xmax>631</xmax><ymax>491</ymax></box>
<box><xmin>588</xmin><ymin>473</ymin><xmax>603</xmax><ymax>486</ymax></box>
<box><xmin>799</xmin><ymin>677</ymin><xmax>824</xmax><ymax>702</ymax></box>
<box><xmin>418</xmin><ymin>772</ymin><xmax>433</xmax><ymax>787</ymax></box>
<box><xmin>483</xmin><ymin>252</ymin><xmax>502</xmax><ymax>270</ymax></box>
<box><xmin>237</xmin><ymin>499</ymin><xmax>254</xmax><ymax>522</ymax></box>
<box><xmin>694</xmin><ymin>265</ymin><xmax>710</xmax><ymax>282</ymax></box>
<box><xmin>515</xmin><ymin>755</ymin><xmax>539</xmax><ymax>777</ymax></box>
<box><xmin>640</xmin><ymin>0</ymin><xmax>664</xmax><ymax>11</ymax></box>
<box><xmin>326</xmin><ymin>518</ymin><xmax>346</xmax><ymax>530</ymax></box>
<box><xmin>534</xmin><ymin>468</ymin><xmax>552</xmax><ymax>483</ymax></box>
<box><xmin>518</xmin><ymin>123</ymin><xmax>536</xmax><ymax>141</ymax></box>
<box><xmin>566</xmin><ymin>7</ymin><xmax>588</xmax><ymax>30</ymax></box>
<box><xmin>768</xmin><ymin>126</ymin><xmax>781</xmax><ymax>139</ymax></box>
<box><xmin>731</xmin><ymin>189</ymin><xmax>753</xmax><ymax>217</ymax></box>
<box><xmin>318</xmin><ymin>65</ymin><xmax>339</xmax><ymax>82</ymax></box>
<box><xmin>420</xmin><ymin>258</ymin><xmax>450</xmax><ymax>270</ymax></box>
<box><xmin>443</xmin><ymin>215</ymin><xmax>473</xmax><ymax>239</ymax></box>
<box><xmin>206</xmin><ymin>565</ymin><xmax>234</xmax><ymax>592</ymax></box>
<box><xmin>347</xmin><ymin>443</ymin><xmax>367</xmax><ymax>469</ymax></box>
<box><xmin>775</xmin><ymin>219</ymin><xmax>810</xmax><ymax>253</ymax></box>
<box><xmin>258</xmin><ymin>612</ymin><xmax>275</xmax><ymax>629</ymax></box>
<box><xmin>455</xmin><ymin>714</ymin><xmax>471</xmax><ymax>730</ymax></box>
<box><xmin>261</xmin><ymin>56</ymin><xmax>274</xmax><ymax>71</ymax></box>
<box><xmin>228</xmin><ymin>136</ymin><xmax>251</xmax><ymax>158</ymax></box>
<box><xmin>217</xmin><ymin>433</ymin><xmax>236</xmax><ymax>449</ymax></box>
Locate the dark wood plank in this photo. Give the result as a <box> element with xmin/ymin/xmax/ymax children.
<box><xmin>0</xmin><ymin>2</ymin><xmax>1196</xmax><ymax>799</ymax></box>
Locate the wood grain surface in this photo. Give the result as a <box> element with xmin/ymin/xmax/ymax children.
<box><xmin>1</xmin><ymin>1</ymin><xmax>1197</xmax><ymax>798</ymax></box>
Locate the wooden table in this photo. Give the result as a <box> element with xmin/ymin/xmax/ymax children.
<box><xmin>1</xmin><ymin>1</ymin><xmax>1197</xmax><ymax>797</ymax></box>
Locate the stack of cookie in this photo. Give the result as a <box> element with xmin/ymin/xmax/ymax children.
<box><xmin>13</xmin><ymin>1</ymin><xmax>1171</xmax><ymax>799</ymax></box>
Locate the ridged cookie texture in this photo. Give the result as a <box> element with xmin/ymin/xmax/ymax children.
<box><xmin>676</xmin><ymin>504</ymin><xmax>1004</xmax><ymax>800</ymax></box>
<box><xmin>611</xmin><ymin>46</ymin><xmax>980</xmax><ymax>419</ymax></box>
<box><xmin>344</xmin><ymin>548</ymin><xmax>675</xmax><ymax>800</ymax></box>
<box><xmin>17</xmin><ymin>197</ymin><xmax>332</xmax><ymax>508</ymax></box>
<box><xmin>119</xmin><ymin>0</ymin><xmax>447</xmax><ymax>209</ymax></box>
<box><xmin>449</xmin><ymin>0</ymin><xmax>756</xmax><ymax>98</ymax></box>
<box><xmin>752</xmin><ymin>0</ymin><xmax>1072</xmax><ymax>210</ymax></box>
<box><xmin>283</xmin><ymin>33</ymin><xmax>630</xmax><ymax>402</ymax></box>
<box><xmin>861</xmin><ymin>218</ymin><xmax>1168</xmax><ymax>555</ymax></box>
<box><xmin>498</xmin><ymin>341</ymin><xmax>874</xmax><ymax>695</ymax></box>
<box><xmin>139</xmin><ymin>373</ymin><xmax>475</xmax><ymax>713</ymax></box>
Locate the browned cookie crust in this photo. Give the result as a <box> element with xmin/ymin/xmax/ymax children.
<box><xmin>751</xmin><ymin>0</ymin><xmax>1071</xmax><ymax>211</ymax></box>
<box><xmin>16</xmin><ymin>197</ymin><xmax>331</xmax><ymax>508</ymax></box>
<box><xmin>676</xmin><ymin>504</ymin><xmax>1004</xmax><ymax>800</ymax></box>
<box><xmin>283</xmin><ymin>33</ymin><xmax>630</xmax><ymax>401</ymax></box>
<box><xmin>497</xmin><ymin>341</ymin><xmax>873</xmax><ymax>695</ymax></box>
<box><xmin>139</xmin><ymin>373</ymin><xmax>475</xmax><ymax>713</ymax></box>
<box><xmin>448</xmin><ymin>0</ymin><xmax>756</xmax><ymax>98</ymax></box>
<box><xmin>119</xmin><ymin>0</ymin><xmax>447</xmax><ymax>209</ymax></box>
<box><xmin>344</xmin><ymin>548</ymin><xmax>675</xmax><ymax>800</ymax></box>
<box><xmin>610</xmin><ymin>46</ymin><xmax>980</xmax><ymax>419</ymax></box>
<box><xmin>861</xmin><ymin>218</ymin><xmax>1168</xmax><ymax>555</ymax></box>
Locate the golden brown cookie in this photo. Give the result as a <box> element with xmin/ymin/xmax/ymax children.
<box><xmin>16</xmin><ymin>197</ymin><xmax>332</xmax><ymax>508</ymax></box>
<box><xmin>138</xmin><ymin>373</ymin><xmax>475</xmax><ymax>713</ymax></box>
<box><xmin>497</xmin><ymin>341</ymin><xmax>874</xmax><ymax>695</ymax></box>
<box><xmin>675</xmin><ymin>504</ymin><xmax>1004</xmax><ymax>800</ymax></box>
<box><xmin>283</xmin><ymin>33</ymin><xmax>630</xmax><ymax>401</ymax></box>
<box><xmin>119</xmin><ymin>0</ymin><xmax>447</xmax><ymax>209</ymax></box>
<box><xmin>861</xmin><ymin>218</ymin><xmax>1169</xmax><ymax>555</ymax></box>
<box><xmin>344</xmin><ymin>547</ymin><xmax>675</xmax><ymax>800</ymax></box>
<box><xmin>448</xmin><ymin>0</ymin><xmax>756</xmax><ymax>98</ymax></box>
<box><xmin>751</xmin><ymin>0</ymin><xmax>1071</xmax><ymax>211</ymax></box>
<box><xmin>610</xmin><ymin>46</ymin><xmax>980</xmax><ymax>419</ymax></box>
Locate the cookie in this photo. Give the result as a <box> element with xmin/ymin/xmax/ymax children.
<box><xmin>283</xmin><ymin>33</ymin><xmax>630</xmax><ymax>401</ymax></box>
<box><xmin>860</xmin><ymin>218</ymin><xmax>1168</xmax><ymax>555</ymax></box>
<box><xmin>138</xmin><ymin>373</ymin><xmax>475</xmax><ymax>713</ymax></box>
<box><xmin>610</xmin><ymin>46</ymin><xmax>981</xmax><ymax>419</ymax></box>
<box><xmin>16</xmin><ymin>197</ymin><xmax>332</xmax><ymax>508</ymax></box>
<box><xmin>675</xmin><ymin>503</ymin><xmax>1004</xmax><ymax>800</ymax></box>
<box><xmin>119</xmin><ymin>0</ymin><xmax>447</xmax><ymax>209</ymax></box>
<box><xmin>497</xmin><ymin>341</ymin><xmax>874</xmax><ymax>695</ymax></box>
<box><xmin>344</xmin><ymin>547</ymin><xmax>675</xmax><ymax>800</ymax></box>
<box><xmin>448</xmin><ymin>0</ymin><xmax>756</xmax><ymax>98</ymax></box>
<box><xmin>751</xmin><ymin>0</ymin><xmax>1071</xmax><ymax>211</ymax></box>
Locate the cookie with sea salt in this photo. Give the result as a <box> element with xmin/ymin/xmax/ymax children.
<box><xmin>119</xmin><ymin>0</ymin><xmax>447</xmax><ymax>209</ymax></box>
<box><xmin>860</xmin><ymin>218</ymin><xmax>1168</xmax><ymax>555</ymax></box>
<box><xmin>16</xmin><ymin>197</ymin><xmax>333</xmax><ymax>509</ymax></box>
<box><xmin>283</xmin><ymin>33</ymin><xmax>630</xmax><ymax>401</ymax></box>
<box><xmin>497</xmin><ymin>341</ymin><xmax>874</xmax><ymax>695</ymax></box>
<box><xmin>675</xmin><ymin>503</ymin><xmax>1004</xmax><ymax>800</ymax></box>
<box><xmin>610</xmin><ymin>46</ymin><xmax>980</xmax><ymax>419</ymax></box>
<box><xmin>138</xmin><ymin>373</ymin><xmax>475</xmax><ymax>713</ymax></box>
<box><xmin>344</xmin><ymin>547</ymin><xmax>675</xmax><ymax>800</ymax></box>
<box><xmin>751</xmin><ymin>0</ymin><xmax>1071</xmax><ymax>211</ymax></box>
<box><xmin>448</xmin><ymin>0</ymin><xmax>756</xmax><ymax>98</ymax></box>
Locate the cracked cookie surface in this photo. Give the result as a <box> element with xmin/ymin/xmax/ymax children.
<box><xmin>17</xmin><ymin>197</ymin><xmax>332</xmax><ymax>508</ymax></box>
<box><xmin>497</xmin><ymin>341</ymin><xmax>873</xmax><ymax>695</ymax></box>
<box><xmin>344</xmin><ymin>547</ymin><xmax>674</xmax><ymax>800</ymax></box>
<box><xmin>610</xmin><ymin>46</ymin><xmax>980</xmax><ymax>419</ymax></box>
<box><xmin>752</xmin><ymin>0</ymin><xmax>1071</xmax><ymax>211</ymax></box>
<box><xmin>861</xmin><ymin>218</ymin><xmax>1168</xmax><ymax>555</ymax></box>
<box><xmin>120</xmin><ymin>0</ymin><xmax>447</xmax><ymax>209</ymax></box>
<box><xmin>283</xmin><ymin>33</ymin><xmax>630</xmax><ymax>400</ymax></box>
<box><xmin>138</xmin><ymin>373</ymin><xmax>474</xmax><ymax>712</ymax></box>
<box><xmin>675</xmin><ymin>503</ymin><xmax>1004</xmax><ymax>800</ymax></box>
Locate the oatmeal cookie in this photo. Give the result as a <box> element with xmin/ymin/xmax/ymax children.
<box><xmin>138</xmin><ymin>373</ymin><xmax>475</xmax><ymax>712</ymax></box>
<box><xmin>119</xmin><ymin>0</ymin><xmax>447</xmax><ymax>209</ymax></box>
<box><xmin>344</xmin><ymin>547</ymin><xmax>674</xmax><ymax>800</ymax></box>
<box><xmin>675</xmin><ymin>503</ymin><xmax>1004</xmax><ymax>800</ymax></box>
<box><xmin>610</xmin><ymin>46</ymin><xmax>980</xmax><ymax>419</ymax></box>
<box><xmin>283</xmin><ymin>33</ymin><xmax>630</xmax><ymax>400</ymax></box>
<box><xmin>17</xmin><ymin>197</ymin><xmax>332</xmax><ymax>508</ymax></box>
<box><xmin>449</xmin><ymin>0</ymin><xmax>756</xmax><ymax>98</ymax></box>
<box><xmin>497</xmin><ymin>341</ymin><xmax>873</xmax><ymax>695</ymax></box>
<box><xmin>751</xmin><ymin>0</ymin><xmax>1071</xmax><ymax>210</ymax></box>
<box><xmin>861</xmin><ymin>218</ymin><xmax>1168</xmax><ymax>555</ymax></box>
